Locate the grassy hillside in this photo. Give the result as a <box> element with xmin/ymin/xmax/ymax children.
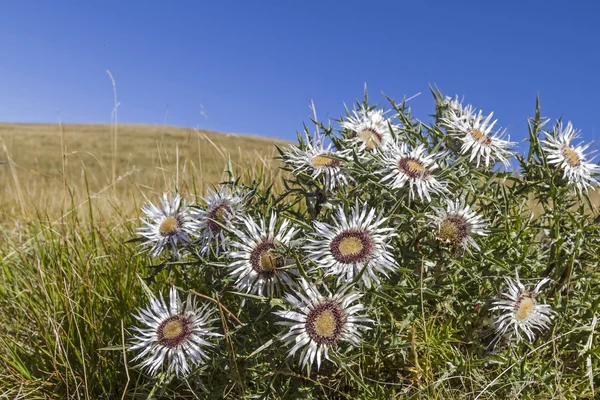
<box><xmin>1</xmin><ymin>116</ymin><xmax>598</xmax><ymax>399</ymax></box>
<box><xmin>0</xmin><ymin>123</ymin><xmax>287</xmax><ymax>228</ymax></box>
<box><xmin>0</xmin><ymin>123</ymin><xmax>289</xmax><ymax>399</ymax></box>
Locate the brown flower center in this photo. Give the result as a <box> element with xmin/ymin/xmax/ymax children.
<box><xmin>438</xmin><ymin>215</ymin><xmax>469</xmax><ymax>245</ymax></box>
<box><xmin>250</xmin><ymin>241</ymin><xmax>284</xmax><ymax>278</ymax></box>
<box><xmin>330</xmin><ymin>229</ymin><xmax>373</xmax><ymax>264</ymax></box>
<box><xmin>157</xmin><ymin>315</ymin><xmax>192</xmax><ymax>348</ymax></box>
<box><xmin>514</xmin><ymin>295</ymin><xmax>536</xmax><ymax>321</ymax></box>
<box><xmin>159</xmin><ymin>216</ymin><xmax>181</xmax><ymax>236</ymax></box>
<box><xmin>357</xmin><ymin>128</ymin><xmax>383</xmax><ymax>150</ymax></box>
<box><xmin>398</xmin><ymin>157</ymin><xmax>431</xmax><ymax>180</ymax></box>
<box><xmin>207</xmin><ymin>204</ymin><xmax>232</xmax><ymax>232</ymax></box>
<box><xmin>562</xmin><ymin>146</ymin><xmax>581</xmax><ymax>167</ymax></box>
<box><xmin>306</xmin><ymin>301</ymin><xmax>345</xmax><ymax>344</ymax></box>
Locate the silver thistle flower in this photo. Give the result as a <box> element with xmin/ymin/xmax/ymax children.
<box><xmin>129</xmin><ymin>286</ymin><xmax>221</xmax><ymax>377</ymax></box>
<box><xmin>282</xmin><ymin>132</ymin><xmax>352</xmax><ymax>190</ymax></box>
<box><xmin>304</xmin><ymin>201</ymin><xmax>397</xmax><ymax>288</ymax></box>
<box><xmin>138</xmin><ymin>193</ymin><xmax>194</xmax><ymax>258</ymax></box>
<box><xmin>190</xmin><ymin>186</ymin><xmax>245</xmax><ymax>255</ymax></box>
<box><xmin>274</xmin><ymin>279</ymin><xmax>371</xmax><ymax>370</ymax></box>
<box><xmin>377</xmin><ymin>141</ymin><xmax>446</xmax><ymax>202</ymax></box>
<box><xmin>430</xmin><ymin>199</ymin><xmax>488</xmax><ymax>252</ymax></box>
<box><xmin>341</xmin><ymin>107</ymin><xmax>396</xmax><ymax>152</ymax></box>
<box><xmin>541</xmin><ymin>121</ymin><xmax>599</xmax><ymax>193</ymax></box>
<box><xmin>442</xmin><ymin>106</ymin><xmax>514</xmax><ymax>168</ymax></box>
<box><xmin>228</xmin><ymin>212</ymin><xmax>299</xmax><ymax>296</ymax></box>
<box><xmin>491</xmin><ymin>271</ymin><xmax>555</xmax><ymax>342</ymax></box>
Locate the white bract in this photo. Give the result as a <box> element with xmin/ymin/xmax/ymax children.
<box><xmin>491</xmin><ymin>271</ymin><xmax>555</xmax><ymax>342</ymax></box>
<box><xmin>304</xmin><ymin>201</ymin><xmax>396</xmax><ymax>288</ymax></box>
<box><xmin>228</xmin><ymin>212</ymin><xmax>298</xmax><ymax>296</ymax></box>
<box><xmin>274</xmin><ymin>279</ymin><xmax>371</xmax><ymax>370</ymax></box>
<box><xmin>130</xmin><ymin>287</ymin><xmax>220</xmax><ymax>377</ymax></box>
<box><xmin>138</xmin><ymin>193</ymin><xmax>194</xmax><ymax>258</ymax></box>
<box><xmin>541</xmin><ymin>121</ymin><xmax>599</xmax><ymax>193</ymax></box>
<box><xmin>441</xmin><ymin>95</ymin><xmax>465</xmax><ymax>115</ymax></box>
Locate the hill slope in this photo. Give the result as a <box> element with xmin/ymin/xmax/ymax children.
<box><xmin>0</xmin><ymin>123</ymin><xmax>287</xmax><ymax>225</ymax></box>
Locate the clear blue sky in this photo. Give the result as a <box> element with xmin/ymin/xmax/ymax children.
<box><xmin>1</xmin><ymin>1</ymin><xmax>599</xmax><ymax>147</ymax></box>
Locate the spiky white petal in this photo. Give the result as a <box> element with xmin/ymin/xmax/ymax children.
<box><xmin>376</xmin><ymin>141</ymin><xmax>446</xmax><ymax>202</ymax></box>
<box><xmin>228</xmin><ymin>212</ymin><xmax>299</xmax><ymax>296</ymax></box>
<box><xmin>273</xmin><ymin>279</ymin><xmax>371</xmax><ymax>370</ymax></box>
<box><xmin>541</xmin><ymin>121</ymin><xmax>599</xmax><ymax>193</ymax></box>
<box><xmin>138</xmin><ymin>193</ymin><xmax>194</xmax><ymax>258</ymax></box>
<box><xmin>441</xmin><ymin>95</ymin><xmax>465</xmax><ymax>115</ymax></box>
<box><xmin>129</xmin><ymin>287</ymin><xmax>221</xmax><ymax>377</ymax></box>
<box><xmin>304</xmin><ymin>201</ymin><xmax>397</xmax><ymax>288</ymax></box>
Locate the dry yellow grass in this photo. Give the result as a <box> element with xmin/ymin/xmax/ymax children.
<box><xmin>0</xmin><ymin>123</ymin><xmax>288</xmax><ymax>230</ymax></box>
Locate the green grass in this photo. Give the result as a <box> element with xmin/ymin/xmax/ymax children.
<box><xmin>0</xmin><ymin>123</ymin><xmax>287</xmax><ymax>399</ymax></box>
<box><xmin>1</xmin><ymin>115</ymin><xmax>599</xmax><ymax>399</ymax></box>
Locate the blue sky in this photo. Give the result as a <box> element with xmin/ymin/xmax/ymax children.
<box><xmin>1</xmin><ymin>1</ymin><xmax>600</xmax><ymax>148</ymax></box>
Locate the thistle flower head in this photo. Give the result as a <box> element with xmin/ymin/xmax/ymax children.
<box><xmin>376</xmin><ymin>141</ymin><xmax>447</xmax><ymax>202</ymax></box>
<box><xmin>129</xmin><ymin>287</ymin><xmax>221</xmax><ymax>377</ymax></box>
<box><xmin>442</xmin><ymin>106</ymin><xmax>514</xmax><ymax>168</ymax></box>
<box><xmin>190</xmin><ymin>186</ymin><xmax>246</xmax><ymax>255</ymax></box>
<box><xmin>228</xmin><ymin>212</ymin><xmax>299</xmax><ymax>296</ymax></box>
<box><xmin>341</xmin><ymin>107</ymin><xmax>396</xmax><ymax>152</ymax></box>
<box><xmin>282</xmin><ymin>133</ymin><xmax>352</xmax><ymax>190</ymax></box>
<box><xmin>430</xmin><ymin>199</ymin><xmax>488</xmax><ymax>252</ymax></box>
<box><xmin>274</xmin><ymin>279</ymin><xmax>371</xmax><ymax>370</ymax></box>
<box><xmin>138</xmin><ymin>193</ymin><xmax>194</xmax><ymax>258</ymax></box>
<box><xmin>541</xmin><ymin>121</ymin><xmax>599</xmax><ymax>193</ymax></box>
<box><xmin>491</xmin><ymin>271</ymin><xmax>555</xmax><ymax>342</ymax></box>
<box><xmin>304</xmin><ymin>200</ymin><xmax>397</xmax><ymax>288</ymax></box>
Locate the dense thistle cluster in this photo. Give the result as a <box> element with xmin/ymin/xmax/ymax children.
<box><xmin>128</xmin><ymin>90</ymin><xmax>599</xmax><ymax>386</ymax></box>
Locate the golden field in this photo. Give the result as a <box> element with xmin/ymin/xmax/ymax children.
<box><xmin>0</xmin><ymin>123</ymin><xmax>288</xmax><ymax>229</ymax></box>
<box><xmin>2</xmin><ymin>122</ymin><xmax>599</xmax><ymax>239</ymax></box>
